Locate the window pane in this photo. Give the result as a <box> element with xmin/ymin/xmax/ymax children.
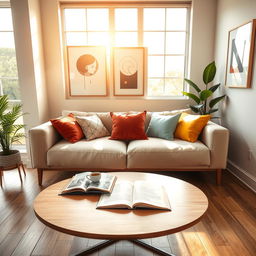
<box><xmin>0</xmin><ymin>32</ymin><xmax>15</xmax><ymax>48</ymax></box>
<box><xmin>165</xmin><ymin>78</ymin><xmax>183</xmax><ymax>96</ymax></box>
<box><xmin>0</xmin><ymin>48</ymin><xmax>18</xmax><ymax>77</ymax></box>
<box><xmin>1</xmin><ymin>78</ymin><xmax>20</xmax><ymax>100</ymax></box>
<box><xmin>148</xmin><ymin>56</ymin><xmax>164</xmax><ymax>77</ymax></box>
<box><xmin>165</xmin><ymin>56</ymin><xmax>185</xmax><ymax>77</ymax></box>
<box><xmin>64</xmin><ymin>9</ymin><xmax>86</xmax><ymax>31</ymax></box>
<box><xmin>147</xmin><ymin>78</ymin><xmax>164</xmax><ymax>96</ymax></box>
<box><xmin>0</xmin><ymin>8</ymin><xmax>13</xmax><ymax>31</ymax></box>
<box><xmin>144</xmin><ymin>32</ymin><xmax>165</xmax><ymax>54</ymax></box>
<box><xmin>88</xmin><ymin>32</ymin><xmax>110</xmax><ymax>46</ymax></box>
<box><xmin>166</xmin><ymin>32</ymin><xmax>186</xmax><ymax>54</ymax></box>
<box><xmin>87</xmin><ymin>9</ymin><xmax>109</xmax><ymax>31</ymax></box>
<box><xmin>144</xmin><ymin>8</ymin><xmax>165</xmax><ymax>31</ymax></box>
<box><xmin>66</xmin><ymin>32</ymin><xmax>87</xmax><ymax>46</ymax></box>
<box><xmin>115</xmin><ymin>9</ymin><xmax>137</xmax><ymax>31</ymax></box>
<box><xmin>115</xmin><ymin>32</ymin><xmax>137</xmax><ymax>46</ymax></box>
<box><xmin>166</xmin><ymin>8</ymin><xmax>187</xmax><ymax>30</ymax></box>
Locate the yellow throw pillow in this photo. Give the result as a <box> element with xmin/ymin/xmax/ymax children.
<box><xmin>174</xmin><ymin>113</ymin><xmax>210</xmax><ymax>142</ymax></box>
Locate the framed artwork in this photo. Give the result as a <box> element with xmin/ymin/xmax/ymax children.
<box><xmin>67</xmin><ymin>46</ymin><xmax>107</xmax><ymax>96</ymax></box>
<box><xmin>225</xmin><ymin>19</ymin><xmax>256</xmax><ymax>88</ymax></box>
<box><xmin>113</xmin><ymin>47</ymin><xmax>146</xmax><ymax>96</ymax></box>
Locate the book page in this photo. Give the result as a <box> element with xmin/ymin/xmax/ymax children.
<box><xmin>87</xmin><ymin>173</ymin><xmax>116</xmax><ymax>193</ymax></box>
<box><xmin>97</xmin><ymin>181</ymin><xmax>133</xmax><ymax>209</ymax></box>
<box><xmin>62</xmin><ymin>173</ymin><xmax>89</xmax><ymax>192</ymax></box>
<box><xmin>133</xmin><ymin>181</ymin><xmax>171</xmax><ymax>210</ymax></box>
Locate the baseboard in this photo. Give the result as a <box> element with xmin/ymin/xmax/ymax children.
<box><xmin>227</xmin><ymin>160</ymin><xmax>256</xmax><ymax>193</ymax></box>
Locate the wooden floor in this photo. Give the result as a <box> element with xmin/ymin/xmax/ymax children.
<box><xmin>0</xmin><ymin>168</ymin><xmax>256</xmax><ymax>256</ymax></box>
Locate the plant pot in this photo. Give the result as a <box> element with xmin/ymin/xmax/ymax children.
<box><xmin>0</xmin><ymin>150</ymin><xmax>21</xmax><ymax>168</ymax></box>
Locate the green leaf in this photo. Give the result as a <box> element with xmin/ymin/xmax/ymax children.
<box><xmin>203</xmin><ymin>61</ymin><xmax>216</xmax><ymax>84</ymax></box>
<box><xmin>189</xmin><ymin>105</ymin><xmax>199</xmax><ymax>113</ymax></box>
<box><xmin>209</xmin><ymin>83</ymin><xmax>221</xmax><ymax>93</ymax></box>
<box><xmin>209</xmin><ymin>95</ymin><xmax>226</xmax><ymax>108</ymax></box>
<box><xmin>184</xmin><ymin>78</ymin><xmax>201</xmax><ymax>93</ymax></box>
<box><xmin>0</xmin><ymin>94</ymin><xmax>26</xmax><ymax>152</ymax></box>
<box><xmin>192</xmin><ymin>104</ymin><xmax>204</xmax><ymax>110</ymax></box>
<box><xmin>182</xmin><ymin>92</ymin><xmax>200</xmax><ymax>104</ymax></box>
<box><xmin>200</xmin><ymin>90</ymin><xmax>213</xmax><ymax>101</ymax></box>
<box><xmin>0</xmin><ymin>95</ymin><xmax>9</xmax><ymax>117</ymax></box>
<box><xmin>207</xmin><ymin>108</ymin><xmax>218</xmax><ymax>114</ymax></box>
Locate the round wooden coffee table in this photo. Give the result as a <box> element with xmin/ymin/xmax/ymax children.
<box><xmin>34</xmin><ymin>172</ymin><xmax>208</xmax><ymax>256</ymax></box>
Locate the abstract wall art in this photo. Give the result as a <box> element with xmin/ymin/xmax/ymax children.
<box><xmin>113</xmin><ymin>47</ymin><xmax>146</xmax><ymax>95</ymax></box>
<box><xmin>225</xmin><ymin>19</ymin><xmax>256</xmax><ymax>88</ymax></box>
<box><xmin>67</xmin><ymin>46</ymin><xmax>107</xmax><ymax>96</ymax></box>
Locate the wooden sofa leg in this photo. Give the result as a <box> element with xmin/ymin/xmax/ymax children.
<box><xmin>216</xmin><ymin>169</ymin><xmax>222</xmax><ymax>185</ymax></box>
<box><xmin>0</xmin><ymin>169</ymin><xmax>3</xmax><ymax>187</ymax></box>
<box><xmin>37</xmin><ymin>168</ymin><xmax>43</xmax><ymax>186</ymax></box>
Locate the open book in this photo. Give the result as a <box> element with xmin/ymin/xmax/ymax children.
<box><xmin>97</xmin><ymin>180</ymin><xmax>171</xmax><ymax>210</ymax></box>
<box><xmin>59</xmin><ymin>172</ymin><xmax>117</xmax><ymax>195</ymax></box>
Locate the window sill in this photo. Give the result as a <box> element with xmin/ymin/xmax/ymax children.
<box><xmin>145</xmin><ymin>96</ymin><xmax>189</xmax><ymax>100</ymax></box>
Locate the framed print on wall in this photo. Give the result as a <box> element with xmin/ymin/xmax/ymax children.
<box><xmin>225</xmin><ymin>19</ymin><xmax>256</xmax><ymax>88</ymax></box>
<box><xmin>113</xmin><ymin>47</ymin><xmax>146</xmax><ymax>96</ymax></box>
<box><xmin>67</xmin><ymin>46</ymin><xmax>107</xmax><ymax>96</ymax></box>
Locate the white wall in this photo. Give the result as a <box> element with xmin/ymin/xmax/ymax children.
<box><xmin>40</xmin><ymin>0</ymin><xmax>217</xmax><ymax>118</ymax></box>
<box><xmin>10</xmin><ymin>0</ymin><xmax>49</xmax><ymax>127</ymax></box>
<box><xmin>215</xmin><ymin>0</ymin><xmax>256</xmax><ymax>190</ymax></box>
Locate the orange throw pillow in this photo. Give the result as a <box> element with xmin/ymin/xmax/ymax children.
<box><xmin>110</xmin><ymin>111</ymin><xmax>148</xmax><ymax>140</ymax></box>
<box><xmin>50</xmin><ymin>114</ymin><xmax>84</xmax><ymax>143</ymax></box>
<box><xmin>174</xmin><ymin>113</ymin><xmax>210</xmax><ymax>142</ymax></box>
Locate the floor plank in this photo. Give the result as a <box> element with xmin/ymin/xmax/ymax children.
<box><xmin>0</xmin><ymin>168</ymin><xmax>255</xmax><ymax>256</ymax></box>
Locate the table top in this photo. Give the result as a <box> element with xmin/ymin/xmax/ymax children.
<box><xmin>33</xmin><ymin>172</ymin><xmax>208</xmax><ymax>240</ymax></box>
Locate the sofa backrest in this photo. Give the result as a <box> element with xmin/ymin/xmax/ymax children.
<box><xmin>62</xmin><ymin>109</ymin><xmax>191</xmax><ymax>133</ymax></box>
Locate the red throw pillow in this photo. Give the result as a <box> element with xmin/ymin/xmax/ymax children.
<box><xmin>50</xmin><ymin>113</ymin><xmax>84</xmax><ymax>143</ymax></box>
<box><xmin>110</xmin><ymin>111</ymin><xmax>148</xmax><ymax>140</ymax></box>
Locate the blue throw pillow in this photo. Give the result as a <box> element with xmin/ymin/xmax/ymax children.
<box><xmin>146</xmin><ymin>113</ymin><xmax>181</xmax><ymax>140</ymax></box>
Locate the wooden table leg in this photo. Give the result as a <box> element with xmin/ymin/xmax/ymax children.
<box><xmin>72</xmin><ymin>239</ymin><xmax>176</xmax><ymax>256</ymax></box>
<box><xmin>20</xmin><ymin>163</ymin><xmax>26</xmax><ymax>176</ymax></box>
<box><xmin>71</xmin><ymin>240</ymin><xmax>116</xmax><ymax>256</ymax></box>
<box><xmin>17</xmin><ymin>164</ymin><xmax>23</xmax><ymax>183</ymax></box>
<box><xmin>132</xmin><ymin>239</ymin><xmax>175</xmax><ymax>256</ymax></box>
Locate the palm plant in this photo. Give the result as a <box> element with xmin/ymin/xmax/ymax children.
<box><xmin>182</xmin><ymin>61</ymin><xmax>226</xmax><ymax>115</ymax></box>
<box><xmin>0</xmin><ymin>95</ymin><xmax>26</xmax><ymax>155</ymax></box>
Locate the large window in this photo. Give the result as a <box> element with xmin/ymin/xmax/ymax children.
<box><xmin>0</xmin><ymin>7</ymin><xmax>20</xmax><ymax>101</ymax></box>
<box><xmin>0</xmin><ymin>7</ymin><xmax>25</xmax><ymax>147</ymax></box>
<box><xmin>62</xmin><ymin>4</ymin><xmax>190</xmax><ymax>97</ymax></box>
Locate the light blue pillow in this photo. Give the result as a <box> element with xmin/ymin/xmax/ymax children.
<box><xmin>146</xmin><ymin>113</ymin><xmax>181</xmax><ymax>140</ymax></box>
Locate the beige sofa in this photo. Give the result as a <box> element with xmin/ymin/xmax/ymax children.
<box><xmin>29</xmin><ymin>110</ymin><xmax>229</xmax><ymax>186</ymax></box>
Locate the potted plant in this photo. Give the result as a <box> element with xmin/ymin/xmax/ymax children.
<box><xmin>0</xmin><ymin>95</ymin><xmax>26</xmax><ymax>167</ymax></box>
<box><xmin>182</xmin><ymin>61</ymin><xmax>226</xmax><ymax>115</ymax></box>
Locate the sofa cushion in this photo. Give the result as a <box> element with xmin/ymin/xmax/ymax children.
<box><xmin>47</xmin><ymin>137</ymin><xmax>127</xmax><ymax>169</ymax></box>
<box><xmin>50</xmin><ymin>114</ymin><xmax>84</xmax><ymax>143</ymax></box>
<box><xmin>127</xmin><ymin>137</ymin><xmax>210</xmax><ymax>168</ymax></box>
<box><xmin>110</xmin><ymin>111</ymin><xmax>148</xmax><ymax>140</ymax></box>
<box><xmin>146</xmin><ymin>113</ymin><xmax>181</xmax><ymax>140</ymax></box>
<box><xmin>76</xmin><ymin>115</ymin><xmax>110</xmax><ymax>140</ymax></box>
<box><xmin>175</xmin><ymin>113</ymin><xmax>211</xmax><ymax>142</ymax></box>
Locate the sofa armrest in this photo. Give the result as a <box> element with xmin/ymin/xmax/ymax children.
<box><xmin>29</xmin><ymin>121</ymin><xmax>61</xmax><ymax>168</ymax></box>
<box><xmin>200</xmin><ymin>121</ymin><xmax>229</xmax><ymax>169</ymax></box>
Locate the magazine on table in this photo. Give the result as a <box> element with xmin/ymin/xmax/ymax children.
<box><xmin>97</xmin><ymin>180</ymin><xmax>171</xmax><ymax>210</ymax></box>
<box><xmin>59</xmin><ymin>172</ymin><xmax>117</xmax><ymax>195</ymax></box>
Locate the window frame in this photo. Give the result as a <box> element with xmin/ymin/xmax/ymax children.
<box><xmin>60</xmin><ymin>2</ymin><xmax>191</xmax><ymax>99</ymax></box>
